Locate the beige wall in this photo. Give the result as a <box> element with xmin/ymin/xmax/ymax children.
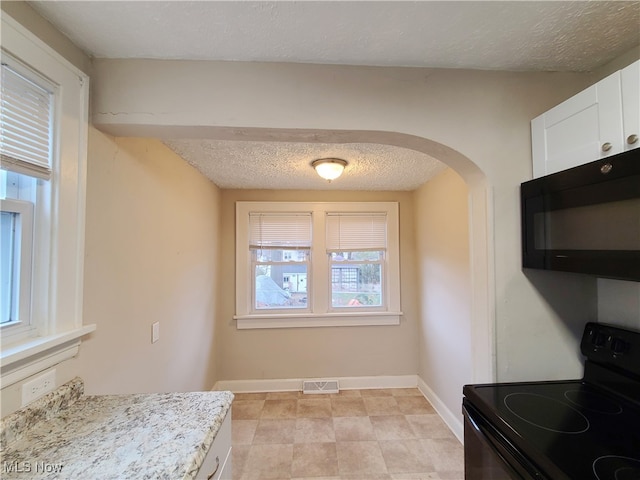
<box><xmin>72</xmin><ymin>130</ymin><xmax>222</xmax><ymax>395</ymax></box>
<box><xmin>216</xmin><ymin>189</ymin><xmax>419</xmax><ymax>381</ymax></box>
<box><xmin>1</xmin><ymin>129</ymin><xmax>222</xmax><ymax>413</ymax></box>
<box><xmin>413</xmin><ymin>169</ymin><xmax>471</xmax><ymax>425</ymax></box>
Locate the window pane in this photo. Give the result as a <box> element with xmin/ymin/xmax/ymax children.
<box><xmin>1</xmin><ymin>211</ymin><xmax>17</xmax><ymax>324</ymax></box>
<box><xmin>255</xmin><ymin>249</ymin><xmax>309</xmax><ymax>262</ymax></box>
<box><xmin>331</xmin><ymin>251</ymin><xmax>381</xmax><ymax>261</ymax></box>
<box><xmin>331</xmin><ymin>251</ymin><xmax>382</xmax><ymax>308</ymax></box>
<box><xmin>254</xmin><ymin>248</ymin><xmax>309</xmax><ymax>310</ymax></box>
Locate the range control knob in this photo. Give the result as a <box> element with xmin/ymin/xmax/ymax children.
<box><xmin>611</xmin><ymin>338</ymin><xmax>627</xmax><ymax>354</ymax></box>
<box><xmin>593</xmin><ymin>332</ymin><xmax>607</xmax><ymax>348</ymax></box>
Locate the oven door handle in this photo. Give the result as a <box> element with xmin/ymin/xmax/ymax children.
<box><xmin>463</xmin><ymin>404</ymin><xmax>547</xmax><ymax>479</ymax></box>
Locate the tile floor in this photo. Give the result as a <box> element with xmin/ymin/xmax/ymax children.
<box><xmin>231</xmin><ymin>388</ymin><xmax>464</xmax><ymax>480</ymax></box>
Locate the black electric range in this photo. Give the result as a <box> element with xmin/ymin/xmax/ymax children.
<box><xmin>463</xmin><ymin>322</ymin><xmax>640</xmax><ymax>480</ymax></box>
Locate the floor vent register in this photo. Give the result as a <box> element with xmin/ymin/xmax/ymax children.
<box><xmin>302</xmin><ymin>379</ymin><xmax>339</xmax><ymax>394</ymax></box>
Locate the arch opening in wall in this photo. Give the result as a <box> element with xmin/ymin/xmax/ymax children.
<box><xmin>155</xmin><ymin>125</ymin><xmax>495</xmax><ymax>385</ymax></box>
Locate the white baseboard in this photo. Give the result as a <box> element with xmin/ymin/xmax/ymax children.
<box><xmin>417</xmin><ymin>376</ymin><xmax>464</xmax><ymax>443</ymax></box>
<box><xmin>213</xmin><ymin>374</ymin><xmax>418</xmax><ymax>393</ymax></box>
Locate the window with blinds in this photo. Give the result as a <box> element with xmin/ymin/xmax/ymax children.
<box><xmin>2</xmin><ymin>13</ymin><xmax>92</xmax><ymax>383</ymax></box>
<box><xmin>235</xmin><ymin>201</ymin><xmax>401</xmax><ymax>328</ymax></box>
<box><xmin>249</xmin><ymin>213</ymin><xmax>312</xmax><ymax>249</ymax></box>
<box><xmin>0</xmin><ymin>54</ymin><xmax>51</xmax><ymax>332</ymax></box>
<box><xmin>249</xmin><ymin>213</ymin><xmax>312</xmax><ymax>311</ymax></box>
<box><xmin>326</xmin><ymin>213</ymin><xmax>387</xmax><ymax>309</ymax></box>
<box><xmin>1</xmin><ymin>56</ymin><xmax>55</xmax><ymax>180</ymax></box>
<box><xmin>326</xmin><ymin>213</ymin><xmax>387</xmax><ymax>251</ymax></box>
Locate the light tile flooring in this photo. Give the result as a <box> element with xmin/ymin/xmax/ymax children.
<box><xmin>231</xmin><ymin>388</ymin><xmax>464</xmax><ymax>480</ymax></box>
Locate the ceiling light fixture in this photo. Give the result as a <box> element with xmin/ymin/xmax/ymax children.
<box><xmin>312</xmin><ymin>158</ymin><xmax>348</xmax><ymax>182</ymax></box>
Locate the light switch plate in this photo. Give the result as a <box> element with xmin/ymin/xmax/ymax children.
<box><xmin>152</xmin><ymin>322</ymin><xmax>160</xmax><ymax>343</ymax></box>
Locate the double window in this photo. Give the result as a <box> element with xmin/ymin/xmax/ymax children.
<box><xmin>235</xmin><ymin>202</ymin><xmax>401</xmax><ymax>329</ymax></box>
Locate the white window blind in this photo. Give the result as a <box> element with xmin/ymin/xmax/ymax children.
<box><xmin>0</xmin><ymin>58</ymin><xmax>54</xmax><ymax>180</ymax></box>
<box><xmin>249</xmin><ymin>212</ymin><xmax>312</xmax><ymax>249</ymax></box>
<box><xmin>326</xmin><ymin>213</ymin><xmax>387</xmax><ymax>251</ymax></box>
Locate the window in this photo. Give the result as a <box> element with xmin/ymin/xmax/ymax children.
<box><xmin>326</xmin><ymin>213</ymin><xmax>387</xmax><ymax>309</ymax></box>
<box><xmin>235</xmin><ymin>202</ymin><xmax>401</xmax><ymax>329</ymax></box>
<box><xmin>1</xmin><ymin>14</ymin><xmax>94</xmax><ymax>386</ymax></box>
<box><xmin>1</xmin><ymin>53</ymin><xmax>52</xmax><ymax>342</ymax></box>
<box><xmin>250</xmin><ymin>212</ymin><xmax>312</xmax><ymax>311</ymax></box>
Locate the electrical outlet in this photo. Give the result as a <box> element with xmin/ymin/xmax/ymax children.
<box><xmin>21</xmin><ymin>370</ymin><xmax>56</xmax><ymax>407</ymax></box>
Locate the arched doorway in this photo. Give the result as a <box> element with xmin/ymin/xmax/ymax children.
<box><xmin>189</xmin><ymin>125</ymin><xmax>495</xmax><ymax>385</ymax></box>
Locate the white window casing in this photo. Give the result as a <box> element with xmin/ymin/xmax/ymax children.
<box><xmin>236</xmin><ymin>202</ymin><xmax>402</xmax><ymax>329</ymax></box>
<box><xmin>0</xmin><ymin>14</ymin><xmax>95</xmax><ymax>387</ymax></box>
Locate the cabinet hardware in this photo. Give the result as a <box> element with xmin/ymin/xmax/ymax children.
<box><xmin>600</xmin><ymin>163</ymin><xmax>613</xmax><ymax>174</ymax></box>
<box><xmin>601</xmin><ymin>142</ymin><xmax>613</xmax><ymax>152</ymax></box>
<box><xmin>627</xmin><ymin>134</ymin><xmax>638</xmax><ymax>145</ymax></box>
<box><xmin>207</xmin><ymin>456</ymin><xmax>220</xmax><ymax>480</ymax></box>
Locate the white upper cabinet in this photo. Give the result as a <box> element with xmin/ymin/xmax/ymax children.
<box><xmin>621</xmin><ymin>60</ymin><xmax>640</xmax><ymax>153</ymax></box>
<box><xmin>531</xmin><ymin>59</ymin><xmax>639</xmax><ymax>178</ymax></box>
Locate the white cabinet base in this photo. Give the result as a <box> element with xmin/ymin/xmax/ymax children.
<box><xmin>196</xmin><ymin>409</ymin><xmax>232</xmax><ymax>480</ymax></box>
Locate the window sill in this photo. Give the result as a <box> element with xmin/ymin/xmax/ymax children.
<box><xmin>234</xmin><ymin>312</ymin><xmax>402</xmax><ymax>329</ymax></box>
<box><xmin>1</xmin><ymin>324</ymin><xmax>96</xmax><ymax>387</ymax></box>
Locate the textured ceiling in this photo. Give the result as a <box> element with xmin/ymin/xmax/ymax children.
<box><xmin>26</xmin><ymin>0</ymin><xmax>640</xmax><ymax>190</ymax></box>
<box><xmin>28</xmin><ymin>1</ymin><xmax>640</xmax><ymax>71</ymax></box>
<box><xmin>163</xmin><ymin>140</ymin><xmax>448</xmax><ymax>191</ymax></box>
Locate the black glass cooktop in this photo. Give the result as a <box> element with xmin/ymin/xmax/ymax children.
<box><xmin>465</xmin><ymin>380</ymin><xmax>640</xmax><ymax>480</ymax></box>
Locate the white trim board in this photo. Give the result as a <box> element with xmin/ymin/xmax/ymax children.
<box><xmin>213</xmin><ymin>374</ymin><xmax>418</xmax><ymax>393</ymax></box>
<box><xmin>417</xmin><ymin>376</ymin><xmax>464</xmax><ymax>443</ymax></box>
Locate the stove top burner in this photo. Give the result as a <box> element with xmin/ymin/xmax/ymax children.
<box><xmin>593</xmin><ymin>456</ymin><xmax>640</xmax><ymax>480</ymax></box>
<box><xmin>564</xmin><ymin>389</ymin><xmax>623</xmax><ymax>415</ymax></box>
<box><xmin>504</xmin><ymin>392</ymin><xmax>590</xmax><ymax>433</ymax></box>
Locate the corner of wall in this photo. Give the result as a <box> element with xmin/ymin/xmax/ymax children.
<box><xmin>1</xmin><ymin>1</ymin><xmax>92</xmax><ymax>75</ymax></box>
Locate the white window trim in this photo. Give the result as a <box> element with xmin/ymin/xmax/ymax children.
<box><xmin>235</xmin><ymin>201</ymin><xmax>402</xmax><ymax>329</ymax></box>
<box><xmin>0</xmin><ymin>14</ymin><xmax>95</xmax><ymax>386</ymax></box>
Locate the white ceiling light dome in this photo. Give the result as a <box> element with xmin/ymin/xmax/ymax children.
<box><xmin>312</xmin><ymin>158</ymin><xmax>348</xmax><ymax>182</ymax></box>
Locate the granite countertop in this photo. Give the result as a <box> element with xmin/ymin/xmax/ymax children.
<box><xmin>0</xmin><ymin>378</ymin><xmax>234</xmax><ymax>480</ymax></box>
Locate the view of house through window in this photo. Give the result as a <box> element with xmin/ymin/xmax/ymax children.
<box><xmin>253</xmin><ymin>248</ymin><xmax>309</xmax><ymax>309</ymax></box>
<box><xmin>330</xmin><ymin>251</ymin><xmax>383</xmax><ymax>307</ymax></box>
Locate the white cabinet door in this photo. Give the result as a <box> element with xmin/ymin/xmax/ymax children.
<box><xmin>621</xmin><ymin>60</ymin><xmax>640</xmax><ymax>152</ymax></box>
<box><xmin>531</xmin><ymin>70</ymin><xmax>624</xmax><ymax>178</ymax></box>
<box><xmin>196</xmin><ymin>410</ymin><xmax>232</xmax><ymax>480</ymax></box>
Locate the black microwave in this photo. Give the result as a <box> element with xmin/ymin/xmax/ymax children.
<box><xmin>521</xmin><ymin>148</ymin><xmax>640</xmax><ymax>282</ymax></box>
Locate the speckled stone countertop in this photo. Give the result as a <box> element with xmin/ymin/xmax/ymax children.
<box><xmin>0</xmin><ymin>377</ymin><xmax>233</xmax><ymax>479</ymax></box>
